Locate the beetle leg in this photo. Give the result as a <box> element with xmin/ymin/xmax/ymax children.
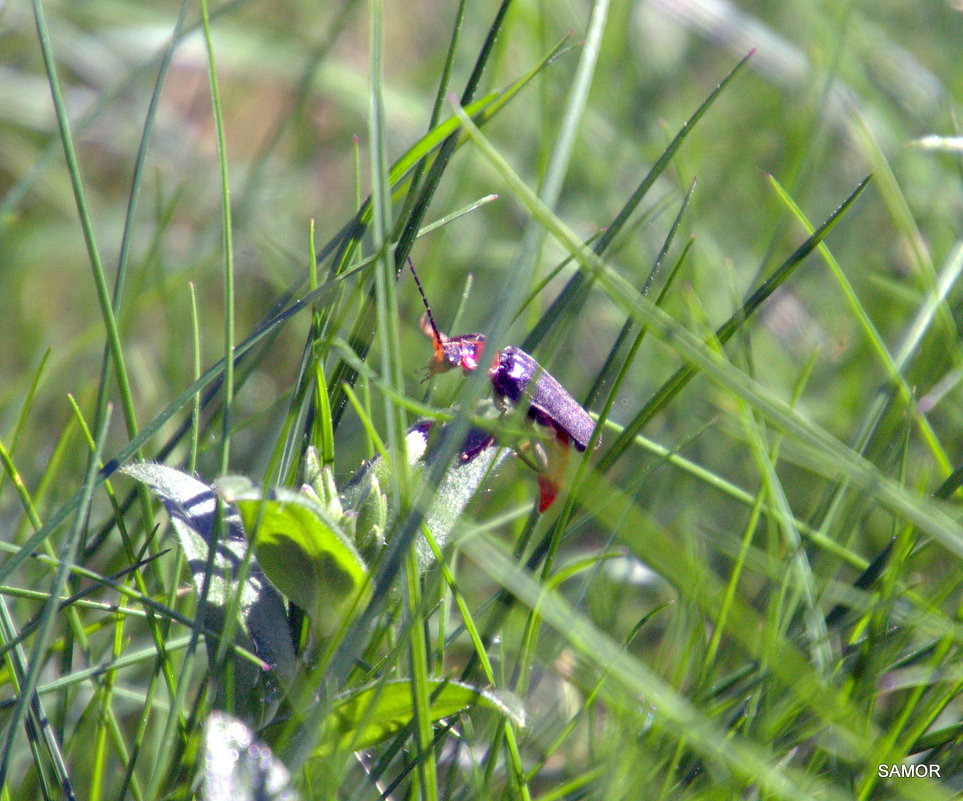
<box><xmin>535</xmin><ymin>431</ymin><xmax>571</xmax><ymax>512</ymax></box>
<box><xmin>510</xmin><ymin>429</ymin><xmax>571</xmax><ymax>512</ymax></box>
<box><xmin>460</xmin><ymin>428</ymin><xmax>496</xmax><ymax>463</ymax></box>
<box><xmin>514</xmin><ymin>438</ymin><xmax>548</xmax><ymax>473</ymax></box>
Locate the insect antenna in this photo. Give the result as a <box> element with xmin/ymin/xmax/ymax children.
<box><xmin>407</xmin><ymin>257</ymin><xmax>444</xmax><ymax>346</ymax></box>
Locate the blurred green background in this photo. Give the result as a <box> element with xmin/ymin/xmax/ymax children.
<box><xmin>4</xmin><ymin>0</ymin><xmax>963</xmax><ymax>794</ymax></box>
<box><xmin>6</xmin><ymin>0</ymin><xmax>963</xmax><ymax>653</ymax></box>
<box><xmin>4</xmin><ymin>1</ymin><xmax>962</xmax><ymax>495</ymax></box>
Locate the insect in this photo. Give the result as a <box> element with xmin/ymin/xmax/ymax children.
<box><xmin>407</xmin><ymin>259</ymin><xmax>596</xmax><ymax>511</ymax></box>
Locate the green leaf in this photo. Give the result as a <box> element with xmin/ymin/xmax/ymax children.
<box><xmin>216</xmin><ymin>478</ymin><xmax>370</xmax><ymax>637</ymax></box>
<box><xmin>122</xmin><ymin>463</ymin><xmax>296</xmax><ymax>724</ymax></box>
<box><xmin>311</xmin><ymin>678</ymin><xmax>525</xmax><ymax>758</ymax></box>
<box><xmin>352</xmin><ymin>472</ymin><xmax>387</xmax><ymax>563</ymax></box>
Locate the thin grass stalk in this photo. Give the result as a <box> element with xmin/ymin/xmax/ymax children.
<box><xmin>29</xmin><ymin>0</ymin><xmax>155</xmax><ymax>539</ymax></box>
<box><xmin>199</xmin><ymin>0</ymin><xmax>236</xmax><ymax>475</ymax></box>
<box><xmin>0</xmin><ymin>0</ymin><xmax>250</xmax><ymax>225</ymax></box>
<box><xmin>403</xmin><ymin>548</ymin><xmax>438</xmax><ymax>801</ymax></box>
<box><xmin>454</xmin><ymin>105</ymin><xmax>956</xmax><ymax>553</ymax></box>
<box><xmin>522</xmin><ymin>51</ymin><xmax>755</xmax><ymax>353</ymax></box>
<box><xmin>88</xmin><ymin>0</ymin><xmax>188</xmax><ymax>460</ymax></box>
<box><xmin>189</xmin><ymin>283</ymin><xmax>202</xmax><ymax>473</ymax></box>
<box><xmin>464</xmin><ymin>535</ymin><xmax>847</xmax><ymax>801</ymax></box>
<box><xmin>0</xmin><ymin>402</ymin><xmax>110</xmax><ymax>790</ymax></box>
<box><xmin>1</xmin><ymin>276</ymin><xmax>346</xmax><ymax>587</ymax></box>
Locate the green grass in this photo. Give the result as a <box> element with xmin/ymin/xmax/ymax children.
<box><xmin>3</xmin><ymin>0</ymin><xmax>963</xmax><ymax>799</ymax></box>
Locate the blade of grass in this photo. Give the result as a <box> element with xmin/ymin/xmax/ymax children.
<box><xmin>0</xmin><ymin>553</ymin><xmax>162</xmax><ymax>659</ymax></box>
<box><xmin>734</xmin><ymin>369</ymin><xmax>831</xmax><ymax>673</ymax></box>
<box><xmin>584</xmin><ymin>185</ymin><xmax>693</xmax><ymax>409</ymax></box>
<box><xmin>0</xmin><ymin>543</ymin><xmax>262</xmax><ymax>670</ymax></box>
<box><xmin>0</xmin><ymin>351</ymin><xmax>51</xmax><ymax>488</ymax></box>
<box><xmin>769</xmin><ymin>175</ymin><xmax>956</xmax><ymax>522</ymax></box>
<box><xmin>8</xmin><ymin>636</ymin><xmax>194</xmax><ymax>703</ymax></box>
<box><xmin>545</xmin><ymin>0</ymin><xmax>611</xmax><ymax>210</ymax></box>
<box><xmin>189</xmin><ymin>282</ymin><xmax>201</xmax><ymax>473</ymax></box>
<box><xmin>403</xmin><ymin>548</ymin><xmax>438</xmax><ymax>801</ymax></box>
<box><xmin>199</xmin><ymin>0</ymin><xmax>236</xmax><ymax>475</ymax></box>
<box><xmin>30</xmin><ymin>0</ymin><xmax>154</xmax><ymax>537</ymax></box>
<box><xmin>593</xmin><ymin>173</ymin><xmax>871</xmax><ymax>475</ymax></box>
<box><xmin>540</xmin><ymin>181</ymin><xmax>695</xmax><ymax>576</ymax></box>
<box><xmin>0</xmin><ymin>402</ymin><xmax>110</xmax><ymax>789</ymax></box>
<box><xmin>463</xmin><ymin>534</ymin><xmax>856</xmax><ymax>801</ymax></box>
<box><xmin>319</xmin><ymin>37</ymin><xmax>572</xmax><ymax>287</ymax></box>
<box><xmin>389</xmin><ymin>0</ymin><xmax>517</xmax><ymax>275</ymax></box>
<box><xmin>63</xmin><ymin>397</ymin><xmax>148</xmax><ymax>801</ymax></box>
<box><xmin>390</xmin><ymin>0</ymin><xmax>467</xmax><ymax>248</ymax></box>
<box><xmin>324</xmin><ymin>34</ymin><xmax>573</xmax><ymax>427</ymax></box>
<box><xmin>0</xmin><ymin>598</ymin><xmax>61</xmax><ymax>798</ymax></box>
<box><xmin>522</xmin><ymin>50</ymin><xmax>755</xmax><ymax>353</ymax></box>
<box><xmin>88</xmin><ymin>0</ymin><xmax>190</xmax><ymax>493</ymax></box>
<box><xmin>0</xmin><ymin>272</ymin><xmax>348</xmax><ymax>589</ymax></box>
<box><xmin>368</xmin><ymin>0</ymin><xmax>406</xmax><ymax>515</ymax></box>
<box><xmin>453</xmin><ymin>105</ymin><xmax>963</xmax><ymax>559</ymax></box>
<box><xmin>850</xmin><ymin>113</ymin><xmax>953</xmax><ymax>340</ymax></box>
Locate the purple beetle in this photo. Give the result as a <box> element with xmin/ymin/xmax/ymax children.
<box><xmin>408</xmin><ymin>260</ymin><xmax>596</xmax><ymax>511</ymax></box>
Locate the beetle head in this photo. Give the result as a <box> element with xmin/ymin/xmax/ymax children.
<box><xmin>417</xmin><ymin>314</ymin><xmax>486</xmax><ymax>377</ymax></box>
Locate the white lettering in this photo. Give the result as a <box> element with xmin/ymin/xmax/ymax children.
<box><xmin>877</xmin><ymin>763</ymin><xmax>941</xmax><ymax>779</ymax></box>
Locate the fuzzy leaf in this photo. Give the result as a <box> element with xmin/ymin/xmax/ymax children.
<box><xmin>342</xmin><ymin>421</ymin><xmax>507</xmax><ymax>572</ymax></box>
<box><xmin>216</xmin><ymin>478</ymin><xmax>370</xmax><ymax>638</ymax></box>
<box><xmin>122</xmin><ymin>463</ymin><xmax>296</xmax><ymax>724</ymax></box>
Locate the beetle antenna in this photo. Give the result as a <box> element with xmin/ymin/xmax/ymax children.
<box><xmin>407</xmin><ymin>257</ymin><xmax>443</xmax><ymax>344</ymax></box>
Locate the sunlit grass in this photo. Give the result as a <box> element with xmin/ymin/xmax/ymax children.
<box><xmin>2</xmin><ymin>1</ymin><xmax>963</xmax><ymax>799</ymax></box>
